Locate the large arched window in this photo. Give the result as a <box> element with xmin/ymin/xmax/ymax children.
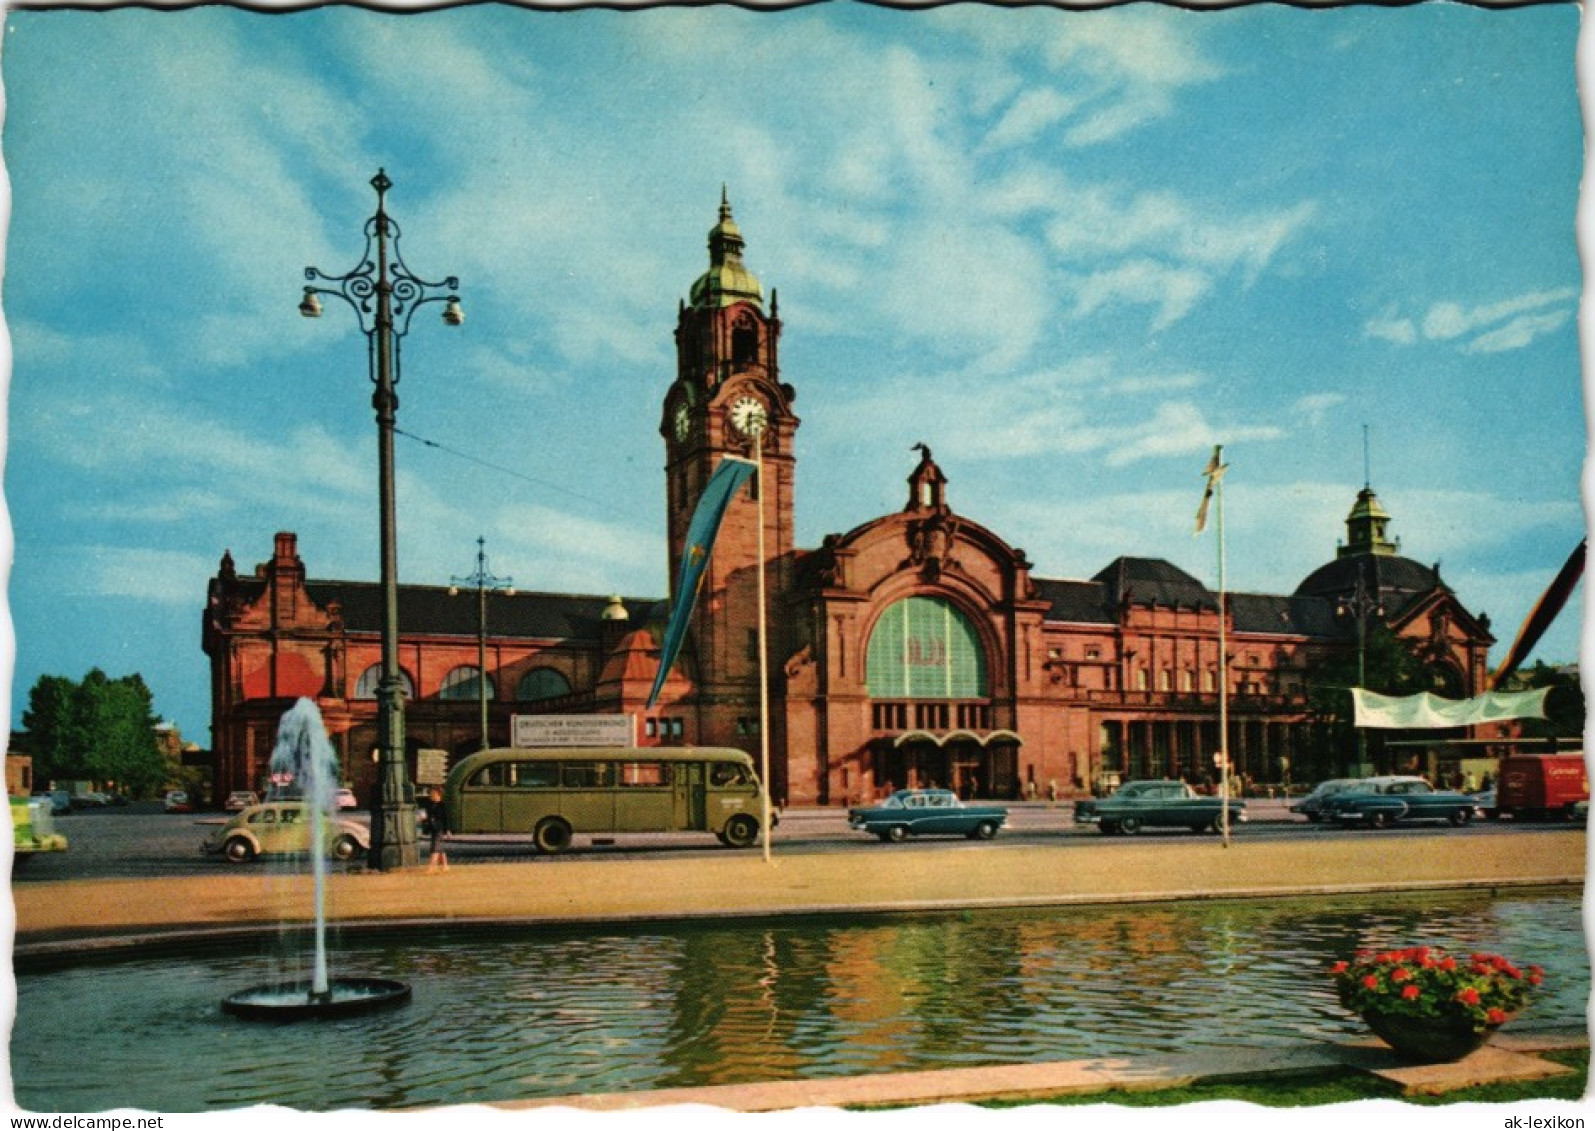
<box><xmin>353</xmin><ymin>664</ymin><xmax>414</xmax><ymax>700</ymax></box>
<box><xmin>865</xmin><ymin>595</ymin><xmax>988</xmax><ymax>699</ymax></box>
<box><xmin>439</xmin><ymin>665</ymin><xmax>494</xmax><ymax>701</ymax></box>
<box><xmin>517</xmin><ymin>667</ymin><xmax>572</xmax><ymax>702</ymax></box>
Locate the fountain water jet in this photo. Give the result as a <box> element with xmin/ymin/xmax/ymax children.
<box><xmin>221</xmin><ymin>698</ymin><xmax>410</xmax><ymax>1020</ymax></box>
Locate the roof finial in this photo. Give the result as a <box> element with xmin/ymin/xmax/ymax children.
<box><xmin>1362</xmin><ymin>422</ymin><xmax>1371</xmax><ymax>490</ymax></box>
<box><xmin>720</xmin><ymin>183</ymin><xmax>732</xmax><ymax>222</ymax></box>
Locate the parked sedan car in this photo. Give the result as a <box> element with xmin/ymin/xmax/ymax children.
<box><xmin>163</xmin><ymin>789</ymin><xmax>193</xmax><ymax>813</ymax></box>
<box><xmin>847</xmin><ymin>789</ymin><xmax>1008</xmax><ymax>842</ymax></box>
<box><xmin>201</xmin><ymin>801</ymin><xmax>369</xmax><ymax>864</ymax></box>
<box><xmin>1289</xmin><ymin>778</ymin><xmax>1359</xmax><ymax>823</ymax></box>
<box><xmin>334</xmin><ymin>788</ymin><xmax>359</xmax><ymax>810</ymax></box>
<box><xmin>1074</xmin><ymin>779</ymin><xmax>1246</xmax><ymax>835</ymax></box>
<box><xmin>224</xmin><ymin>790</ymin><xmax>260</xmax><ymax>813</ymax></box>
<box><xmin>1319</xmin><ymin>777</ymin><xmax>1477</xmax><ymax>829</ymax></box>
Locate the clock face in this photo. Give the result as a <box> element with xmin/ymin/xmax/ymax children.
<box><xmin>673</xmin><ymin>403</ymin><xmax>692</xmax><ymax>442</ymax></box>
<box><xmin>728</xmin><ymin>395</ymin><xmax>768</xmax><ymax>437</ymax></box>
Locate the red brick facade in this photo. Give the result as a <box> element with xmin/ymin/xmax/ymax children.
<box><xmin>204</xmin><ymin>201</ymin><xmax>1496</xmax><ymax>805</ymax></box>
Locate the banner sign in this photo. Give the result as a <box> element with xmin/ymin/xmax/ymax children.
<box><xmin>513</xmin><ymin>714</ymin><xmax>634</xmax><ymax>749</ymax></box>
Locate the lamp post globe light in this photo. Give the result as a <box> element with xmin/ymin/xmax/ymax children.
<box><xmin>301</xmin><ymin>169</ymin><xmax>462</xmax><ymax>870</ymax></box>
<box><xmin>450</xmin><ymin>537</ymin><xmax>514</xmax><ymax>752</ymax></box>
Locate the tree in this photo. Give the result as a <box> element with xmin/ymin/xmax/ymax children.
<box><xmin>1512</xmin><ymin>661</ymin><xmax>1586</xmax><ymax>741</ymax></box>
<box><xmin>1303</xmin><ymin>624</ymin><xmax>1429</xmax><ymax>778</ymax></box>
<box><xmin>21</xmin><ymin>669</ymin><xmax>166</xmax><ymax>797</ymax></box>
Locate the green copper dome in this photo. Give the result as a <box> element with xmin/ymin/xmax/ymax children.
<box><xmin>688</xmin><ymin>189</ymin><xmax>764</xmax><ymax>309</ymax></box>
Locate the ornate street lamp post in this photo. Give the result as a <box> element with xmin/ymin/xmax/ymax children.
<box><xmin>450</xmin><ymin>537</ymin><xmax>514</xmax><ymax>751</ymax></box>
<box><xmin>301</xmin><ymin>169</ymin><xmax>462</xmax><ymax>870</ymax></box>
<box><xmin>1336</xmin><ymin>571</ymin><xmax>1384</xmax><ymax>778</ymax></box>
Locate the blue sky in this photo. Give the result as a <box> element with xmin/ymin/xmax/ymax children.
<box><xmin>1</xmin><ymin>3</ymin><xmax>1584</xmax><ymax>744</ymax></box>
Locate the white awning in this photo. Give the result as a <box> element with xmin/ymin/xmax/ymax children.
<box><xmin>1351</xmin><ymin>688</ymin><xmax>1550</xmax><ymax>730</ymax></box>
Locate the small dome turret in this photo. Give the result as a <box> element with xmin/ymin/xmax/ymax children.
<box><xmin>688</xmin><ymin>189</ymin><xmax>764</xmax><ymax>310</ymax></box>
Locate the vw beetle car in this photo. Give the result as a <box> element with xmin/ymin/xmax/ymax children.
<box><xmin>202</xmin><ymin>800</ymin><xmax>369</xmax><ymax>863</ymax></box>
<box><xmin>1318</xmin><ymin>777</ymin><xmax>1477</xmax><ymax>828</ymax></box>
<box><xmin>847</xmin><ymin>789</ymin><xmax>1007</xmax><ymax>842</ymax></box>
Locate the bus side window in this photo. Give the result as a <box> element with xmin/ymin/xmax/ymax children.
<box><xmin>514</xmin><ymin>763</ymin><xmax>559</xmax><ymax>789</ymax></box>
<box><xmin>563</xmin><ymin>763</ymin><xmax>614</xmax><ymax>788</ymax></box>
<box><xmin>620</xmin><ymin>761</ymin><xmax>668</xmax><ymax>787</ymax></box>
<box><xmin>471</xmin><ymin>764</ymin><xmax>504</xmax><ymax>787</ymax></box>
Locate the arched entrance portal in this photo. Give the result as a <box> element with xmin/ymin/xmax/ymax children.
<box><xmin>874</xmin><ymin>730</ymin><xmax>1023</xmax><ymax>799</ymax></box>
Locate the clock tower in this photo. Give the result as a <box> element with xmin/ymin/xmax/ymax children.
<box><xmin>660</xmin><ymin>192</ymin><xmax>798</xmax><ymax>736</ymax></box>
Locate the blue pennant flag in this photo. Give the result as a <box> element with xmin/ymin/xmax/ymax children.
<box><xmin>647</xmin><ymin>456</ymin><xmax>759</xmax><ymax>709</ymax></box>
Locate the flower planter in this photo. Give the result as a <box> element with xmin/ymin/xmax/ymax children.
<box><xmin>1361</xmin><ymin>1009</ymin><xmax>1498</xmax><ymax>1063</ymax></box>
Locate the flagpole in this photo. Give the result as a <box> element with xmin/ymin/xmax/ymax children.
<box><xmin>754</xmin><ymin>425</ymin><xmax>773</xmax><ymax>865</ymax></box>
<box><xmin>1217</xmin><ymin>454</ymin><xmax>1231</xmax><ymax>848</ymax></box>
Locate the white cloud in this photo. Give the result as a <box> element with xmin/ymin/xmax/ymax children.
<box><xmin>1371</xmin><ymin>288</ymin><xmax>1577</xmax><ymax>354</ymax></box>
<box><xmin>1292</xmin><ymin>394</ymin><xmax>1346</xmax><ymax>426</ymax></box>
<box><xmin>1464</xmin><ymin>310</ymin><xmax>1575</xmax><ymax>355</ymax></box>
<box><xmin>79</xmin><ymin>546</ymin><xmax>217</xmax><ymax>606</ymax></box>
<box><xmin>1073</xmin><ymin>259</ymin><xmax>1213</xmax><ymax>332</ymax></box>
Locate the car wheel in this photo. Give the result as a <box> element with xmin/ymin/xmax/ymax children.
<box><xmin>1305</xmin><ymin>813</ymin><xmax>1322</xmax><ymax>824</ymax></box>
<box><xmin>886</xmin><ymin>824</ymin><xmax>908</xmax><ymax>842</ymax></box>
<box><xmin>331</xmin><ymin>834</ymin><xmax>361</xmax><ymax>860</ymax></box>
<box><xmin>970</xmin><ymin>820</ymin><xmax>998</xmax><ymax>840</ymax></box>
<box><xmin>722</xmin><ymin>814</ymin><xmax>759</xmax><ymax>849</ymax></box>
<box><xmin>1118</xmin><ymin>816</ymin><xmax>1142</xmax><ymax>835</ymax></box>
<box><xmin>223</xmin><ymin>836</ymin><xmax>256</xmax><ymax>863</ymax></box>
<box><xmin>1448</xmin><ymin>808</ymin><xmax>1473</xmax><ymax>827</ymax></box>
<box><xmin>1099</xmin><ymin>820</ymin><xmax>1119</xmax><ymax>836</ymax></box>
<box><xmin>533</xmin><ymin>817</ymin><xmax>573</xmax><ymax>854</ymax></box>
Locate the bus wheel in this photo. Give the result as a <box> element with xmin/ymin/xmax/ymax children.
<box><xmin>722</xmin><ymin>815</ymin><xmax>759</xmax><ymax>848</ymax></box>
<box><xmin>534</xmin><ymin>817</ymin><xmax>573</xmax><ymax>854</ymax></box>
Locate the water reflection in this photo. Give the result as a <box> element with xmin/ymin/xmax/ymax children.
<box><xmin>12</xmin><ymin>888</ymin><xmax>1586</xmax><ymax>1112</ymax></box>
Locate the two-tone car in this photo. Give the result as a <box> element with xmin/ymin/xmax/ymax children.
<box><xmin>202</xmin><ymin>800</ymin><xmax>369</xmax><ymax>863</ymax></box>
<box><xmin>847</xmin><ymin>789</ymin><xmax>1008</xmax><ymax>842</ymax></box>
<box><xmin>1073</xmin><ymin>780</ymin><xmax>1246</xmax><ymax>835</ymax></box>
<box><xmin>1289</xmin><ymin>778</ymin><xmax>1359</xmax><ymax>823</ymax></box>
<box><xmin>1317</xmin><ymin>777</ymin><xmax>1477</xmax><ymax>829</ymax></box>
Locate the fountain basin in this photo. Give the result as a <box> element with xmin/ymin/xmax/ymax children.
<box><xmin>221</xmin><ymin>976</ymin><xmax>411</xmax><ymax>1020</ymax></box>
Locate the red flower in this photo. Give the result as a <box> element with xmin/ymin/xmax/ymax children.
<box><xmin>1362</xmin><ymin>974</ymin><xmax>1380</xmax><ymax>990</ymax></box>
<box><xmin>1390</xmin><ymin>967</ymin><xmax>1413</xmax><ymax>982</ymax></box>
<box><xmin>1330</xmin><ymin>961</ymin><xmax>1349</xmax><ymax>975</ymax></box>
<box><xmin>1401</xmin><ymin>985</ymin><xmax>1421</xmax><ymax>1000</ymax></box>
<box><xmin>1456</xmin><ymin>987</ymin><xmax>1481</xmax><ymax>1006</ymax></box>
<box><xmin>1439</xmin><ymin>956</ymin><xmax>1458</xmax><ymax>971</ymax></box>
<box><xmin>1487</xmin><ymin>1008</ymin><xmax>1507</xmax><ymax>1024</ymax></box>
<box><xmin>1529</xmin><ymin>972</ymin><xmax>1544</xmax><ymax>986</ymax></box>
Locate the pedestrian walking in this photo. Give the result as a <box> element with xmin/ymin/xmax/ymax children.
<box><xmin>423</xmin><ymin>786</ymin><xmax>449</xmax><ymax>873</ymax></box>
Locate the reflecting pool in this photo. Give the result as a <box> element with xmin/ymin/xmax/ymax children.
<box><xmin>12</xmin><ymin>887</ymin><xmax>1587</xmax><ymax>1111</ymax></box>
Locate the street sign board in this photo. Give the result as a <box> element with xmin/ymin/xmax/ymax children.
<box><xmin>513</xmin><ymin>714</ymin><xmax>634</xmax><ymax>749</ymax></box>
<box><xmin>416</xmin><ymin>748</ymin><xmax>450</xmax><ymax>786</ymax></box>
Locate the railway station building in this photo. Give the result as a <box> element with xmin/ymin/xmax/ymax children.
<box><xmin>204</xmin><ymin>201</ymin><xmax>1497</xmax><ymax>806</ymax></box>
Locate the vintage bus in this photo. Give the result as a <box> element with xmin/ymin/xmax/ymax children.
<box><xmin>443</xmin><ymin>746</ymin><xmax>773</xmax><ymax>853</ymax></box>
